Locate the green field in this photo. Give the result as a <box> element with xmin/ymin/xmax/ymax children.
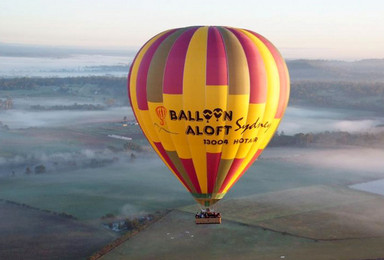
<box><xmin>0</xmin><ymin>147</ymin><xmax>382</xmax><ymax>221</ymax></box>
<box><xmin>0</xmin><ymin>200</ymin><xmax>117</xmax><ymax>260</ymax></box>
<box><xmin>1</xmin><ymin>118</ymin><xmax>384</xmax><ymax>259</ymax></box>
<box><xmin>183</xmin><ymin>185</ymin><xmax>384</xmax><ymax>239</ymax></box>
<box><xmin>101</xmin><ymin>185</ymin><xmax>384</xmax><ymax>260</ymax></box>
<box><xmin>0</xmin><ymin>160</ymin><xmax>191</xmax><ymax>220</ymax></box>
<box><xmin>1</xmin><ymin>60</ymin><xmax>384</xmax><ymax>259</ymax></box>
<box><xmin>0</xmin><ymin>122</ymin><xmax>145</xmax><ymax>156</ymax></box>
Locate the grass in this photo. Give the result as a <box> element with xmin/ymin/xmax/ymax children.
<box><xmin>0</xmin><ymin>147</ymin><xmax>382</xmax><ymax>221</ymax></box>
<box><xmin>0</xmin><ymin>160</ymin><xmax>192</xmax><ymax>220</ymax></box>
<box><xmin>99</xmin><ymin>210</ymin><xmax>314</xmax><ymax>260</ymax></box>
<box><xmin>2</xmin><ymin>121</ymin><xmax>384</xmax><ymax>259</ymax></box>
<box><xmin>1</xmin><ymin>122</ymin><xmax>146</xmax><ymax>156</ymax></box>
<box><xmin>182</xmin><ymin>185</ymin><xmax>384</xmax><ymax>240</ymax></box>
<box><xmin>99</xmin><ymin>209</ymin><xmax>384</xmax><ymax>260</ymax></box>
<box><xmin>101</xmin><ymin>185</ymin><xmax>384</xmax><ymax>260</ymax></box>
<box><xmin>0</xmin><ymin>200</ymin><xmax>117</xmax><ymax>260</ymax></box>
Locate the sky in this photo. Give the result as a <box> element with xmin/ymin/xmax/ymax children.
<box><xmin>1</xmin><ymin>0</ymin><xmax>384</xmax><ymax>60</ymax></box>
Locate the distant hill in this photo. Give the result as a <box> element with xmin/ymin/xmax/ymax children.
<box><xmin>287</xmin><ymin>59</ymin><xmax>384</xmax><ymax>81</ymax></box>
<box><xmin>1</xmin><ymin>43</ymin><xmax>383</xmax><ymax>112</ymax></box>
<box><xmin>0</xmin><ymin>42</ymin><xmax>137</xmax><ymax>58</ymax></box>
<box><xmin>290</xmin><ymin>81</ymin><xmax>384</xmax><ymax>112</ymax></box>
<box><xmin>1</xmin><ymin>42</ymin><xmax>384</xmax><ymax>82</ymax></box>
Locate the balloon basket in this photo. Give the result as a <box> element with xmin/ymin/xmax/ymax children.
<box><xmin>195</xmin><ymin>209</ymin><xmax>221</xmax><ymax>224</ymax></box>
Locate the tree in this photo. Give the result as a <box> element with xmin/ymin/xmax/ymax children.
<box><xmin>34</xmin><ymin>165</ymin><xmax>46</xmax><ymax>174</ymax></box>
<box><xmin>25</xmin><ymin>167</ymin><xmax>31</xmax><ymax>175</ymax></box>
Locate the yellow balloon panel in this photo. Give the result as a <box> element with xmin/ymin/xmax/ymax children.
<box><xmin>128</xmin><ymin>26</ymin><xmax>290</xmax><ymax>207</ymax></box>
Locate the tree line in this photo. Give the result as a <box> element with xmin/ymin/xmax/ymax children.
<box><xmin>0</xmin><ymin>76</ymin><xmax>126</xmax><ymax>90</ymax></box>
<box><xmin>1</xmin><ymin>77</ymin><xmax>384</xmax><ymax>112</ymax></box>
<box><xmin>290</xmin><ymin>81</ymin><xmax>384</xmax><ymax>112</ymax></box>
<box><xmin>30</xmin><ymin>103</ymin><xmax>105</xmax><ymax>111</ymax></box>
<box><xmin>269</xmin><ymin>130</ymin><xmax>384</xmax><ymax>147</ymax></box>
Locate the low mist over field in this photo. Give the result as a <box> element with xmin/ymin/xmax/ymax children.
<box><xmin>0</xmin><ymin>43</ymin><xmax>134</xmax><ymax>77</ymax></box>
<box><xmin>263</xmin><ymin>147</ymin><xmax>384</xmax><ymax>174</ymax></box>
<box><xmin>280</xmin><ymin>106</ymin><xmax>383</xmax><ymax>135</ymax></box>
<box><xmin>0</xmin><ymin>105</ymin><xmax>131</xmax><ymax>128</ymax></box>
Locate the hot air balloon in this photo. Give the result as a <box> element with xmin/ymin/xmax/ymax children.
<box><xmin>128</xmin><ymin>26</ymin><xmax>290</xmax><ymax>220</ymax></box>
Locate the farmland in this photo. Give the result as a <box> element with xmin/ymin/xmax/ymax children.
<box><xmin>1</xmin><ymin>59</ymin><xmax>384</xmax><ymax>259</ymax></box>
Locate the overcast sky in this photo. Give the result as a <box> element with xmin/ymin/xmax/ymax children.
<box><xmin>1</xmin><ymin>0</ymin><xmax>383</xmax><ymax>59</ymax></box>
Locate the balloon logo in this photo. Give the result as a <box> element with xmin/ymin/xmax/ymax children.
<box><xmin>213</xmin><ymin>108</ymin><xmax>223</xmax><ymax>121</ymax></box>
<box><xmin>203</xmin><ymin>110</ymin><xmax>213</xmax><ymax>122</ymax></box>
<box><xmin>128</xmin><ymin>26</ymin><xmax>290</xmax><ymax>208</ymax></box>
<box><xmin>155</xmin><ymin>106</ymin><xmax>167</xmax><ymax>126</ymax></box>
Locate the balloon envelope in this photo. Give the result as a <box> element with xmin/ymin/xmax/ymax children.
<box><xmin>128</xmin><ymin>26</ymin><xmax>290</xmax><ymax>207</ymax></box>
